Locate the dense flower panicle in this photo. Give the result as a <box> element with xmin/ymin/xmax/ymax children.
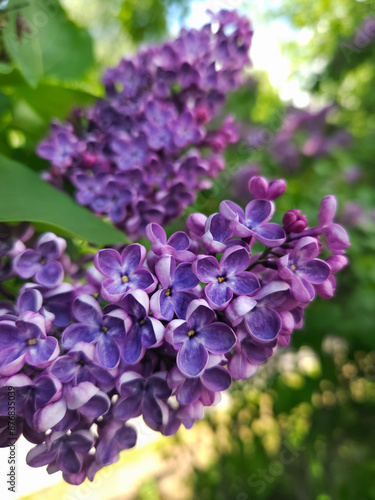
<box><xmin>0</xmin><ymin>174</ymin><xmax>349</xmax><ymax>484</ymax></box>
<box><xmin>37</xmin><ymin>10</ymin><xmax>253</xmax><ymax>240</ymax></box>
<box><xmin>243</xmin><ymin>106</ymin><xmax>351</xmax><ymax>171</ymax></box>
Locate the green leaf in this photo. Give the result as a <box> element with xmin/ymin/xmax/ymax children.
<box><xmin>2</xmin><ymin>0</ymin><xmax>94</xmax><ymax>86</ymax></box>
<box><xmin>2</xmin><ymin>8</ymin><xmax>44</xmax><ymax>87</ymax></box>
<box><xmin>0</xmin><ymin>155</ymin><xmax>130</xmax><ymax>246</ymax></box>
<box><xmin>15</xmin><ymin>83</ymin><xmax>96</xmax><ymax>120</ymax></box>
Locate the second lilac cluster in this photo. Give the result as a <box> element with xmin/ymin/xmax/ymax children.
<box><xmin>37</xmin><ymin>10</ymin><xmax>253</xmax><ymax>239</ymax></box>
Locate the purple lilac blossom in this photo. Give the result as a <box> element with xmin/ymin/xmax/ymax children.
<box><xmin>270</xmin><ymin>106</ymin><xmax>352</xmax><ymax>171</ymax></box>
<box><xmin>0</xmin><ymin>171</ymin><xmax>349</xmax><ymax>484</ymax></box>
<box><xmin>37</xmin><ymin>10</ymin><xmax>253</xmax><ymax>240</ymax></box>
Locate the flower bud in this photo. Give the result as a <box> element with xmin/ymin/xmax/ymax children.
<box><xmin>248</xmin><ymin>176</ymin><xmax>268</xmax><ymax>199</ymax></box>
<box><xmin>267</xmin><ymin>179</ymin><xmax>286</xmax><ymax>200</ymax></box>
<box><xmin>282</xmin><ymin>209</ymin><xmax>307</xmax><ymax>233</ymax></box>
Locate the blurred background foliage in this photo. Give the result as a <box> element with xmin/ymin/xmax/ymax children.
<box><xmin>1</xmin><ymin>0</ymin><xmax>375</xmax><ymax>499</ymax></box>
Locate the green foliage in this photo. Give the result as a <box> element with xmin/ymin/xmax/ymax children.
<box><xmin>0</xmin><ymin>155</ymin><xmax>129</xmax><ymax>245</ymax></box>
<box><xmin>119</xmin><ymin>0</ymin><xmax>188</xmax><ymax>43</ymax></box>
<box><xmin>2</xmin><ymin>0</ymin><xmax>94</xmax><ymax>86</ymax></box>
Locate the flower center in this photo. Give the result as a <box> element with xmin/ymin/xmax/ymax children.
<box><xmin>39</xmin><ymin>257</ymin><xmax>46</xmax><ymax>265</ymax></box>
<box><xmin>121</xmin><ymin>275</ymin><xmax>129</xmax><ymax>283</ymax></box>
<box><xmin>217</xmin><ymin>276</ymin><xmax>225</xmax><ymax>284</ymax></box>
<box><xmin>187</xmin><ymin>329</ymin><xmax>195</xmax><ymax>337</ymax></box>
<box><xmin>165</xmin><ymin>288</ymin><xmax>171</xmax><ymax>296</ymax></box>
<box><xmin>290</xmin><ymin>264</ymin><xmax>297</xmax><ymax>271</ymax></box>
<box><xmin>101</xmin><ymin>326</ymin><xmax>108</xmax><ymax>333</ymax></box>
<box><xmin>27</xmin><ymin>338</ymin><xmax>37</xmax><ymax>346</ymax></box>
<box><xmin>140</xmin><ymin>319</ymin><xmax>146</xmax><ymax>326</ymax></box>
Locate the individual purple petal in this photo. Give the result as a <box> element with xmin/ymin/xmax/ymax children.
<box><xmin>35</xmin><ymin>261</ymin><xmax>63</xmax><ymax>287</ymax></box>
<box><xmin>155</xmin><ymin>255</ymin><xmax>176</xmax><ymax>289</ymax></box>
<box><xmin>199</xmin><ymin>323</ymin><xmax>236</xmax><ymax>354</ymax></box>
<box><xmin>96</xmin><ymin>334</ymin><xmax>121</xmax><ymax>369</ymax></box>
<box><xmin>186</xmin><ymin>302</ymin><xmax>216</xmax><ymax>330</ymax></box>
<box><xmin>72</xmin><ymin>294</ymin><xmax>102</xmax><ymax>326</ymax></box>
<box><xmin>56</xmin><ymin>447</ymin><xmax>82</xmax><ymax>474</ymax></box>
<box><xmin>121</xmin><ymin>244</ymin><xmax>146</xmax><ymax>274</ymax></box>
<box><xmin>201</xmin><ymin>366</ymin><xmax>231</xmax><ymax>392</ymax></box>
<box><xmin>227</xmin><ymin>272</ymin><xmax>260</xmax><ymax>296</ymax></box>
<box><xmin>245</xmin><ymin>199</ymin><xmax>274</xmax><ymax>227</ymax></box>
<box><xmin>221</xmin><ymin>246</ymin><xmax>250</xmax><ymax>275</ymax></box>
<box><xmin>122</xmin><ymin>325</ymin><xmax>143</xmax><ymax>364</ymax></box>
<box><xmin>94</xmin><ymin>249</ymin><xmax>122</xmax><ymax>278</ymax></box>
<box><xmin>177</xmin><ymin>377</ymin><xmax>202</xmax><ymax>405</ymax></box>
<box><xmin>62</xmin><ymin>324</ymin><xmax>100</xmax><ymax>349</ymax></box>
<box><xmin>253</xmin><ymin>222</ymin><xmax>286</xmax><ymax>247</ymax></box>
<box><xmin>205</xmin><ymin>281</ymin><xmax>232</xmax><ymax>309</ymax></box>
<box><xmin>78</xmin><ymin>392</ymin><xmax>110</xmax><ymax>419</ymax></box>
<box><xmin>194</xmin><ymin>257</ymin><xmax>219</xmax><ymax>283</ymax></box>
<box><xmin>51</xmin><ymin>356</ymin><xmax>77</xmax><ymax>383</ymax></box>
<box><xmin>246</xmin><ymin>307</ymin><xmax>281</xmax><ymax>343</ymax></box>
<box><xmin>298</xmin><ymin>259</ymin><xmax>330</xmax><ymax>284</ymax></box>
<box><xmin>130</xmin><ymin>268</ymin><xmax>157</xmax><ymax>292</ymax></box>
<box><xmin>177</xmin><ymin>337</ymin><xmax>209</xmax><ymax>377</ymax></box>
<box><xmin>14</xmin><ymin>250</ymin><xmax>40</xmax><ymax>278</ymax></box>
<box><xmin>24</xmin><ymin>337</ymin><xmax>59</xmax><ymax>367</ymax></box>
<box><xmin>219</xmin><ymin>200</ymin><xmax>245</xmax><ymax>222</ymax></box>
<box><xmin>33</xmin><ymin>399</ymin><xmax>67</xmax><ymax>432</ymax></box>
<box><xmin>17</xmin><ymin>289</ymin><xmax>43</xmax><ymax>314</ymax></box>
<box><xmin>173</xmin><ymin>263</ymin><xmax>199</xmax><ymax>291</ymax></box>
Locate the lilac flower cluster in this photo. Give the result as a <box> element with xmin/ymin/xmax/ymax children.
<box><xmin>0</xmin><ymin>176</ymin><xmax>349</xmax><ymax>484</ymax></box>
<box><xmin>249</xmin><ymin>105</ymin><xmax>351</xmax><ymax>171</ymax></box>
<box><xmin>37</xmin><ymin>9</ymin><xmax>253</xmax><ymax>239</ymax></box>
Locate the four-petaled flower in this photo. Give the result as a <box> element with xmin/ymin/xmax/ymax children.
<box><xmin>278</xmin><ymin>237</ymin><xmax>331</xmax><ymax>302</ymax></box>
<box><xmin>94</xmin><ymin>244</ymin><xmax>157</xmax><ymax>302</ymax></box>
<box><xmin>62</xmin><ymin>294</ymin><xmax>130</xmax><ymax>369</ymax></box>
<box><xmin>219</xmin><ymin>199</ymin><xmax>286</xmax><ymax>247</ymax></box>
<box><xmin>169</xmin><ymin>299</ymin><xmax>236</xmax><ymax>377</ymax></box>
<box><xmin>14</xmin><ymin>232</ymin><xmax>66</xmax><ymax>287</ymax></box>
<box><xmin>193</xmin><ymin>246</ymin><xmax>260</xmax><ymax>309</ymax></box>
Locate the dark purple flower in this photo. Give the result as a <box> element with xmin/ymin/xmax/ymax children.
<box><xmin>201</xmin><ymin>213</ymin><xmax>234</xmax><ymax>253</ymax></box>
<box><xmin>95</xmin><ymin>420</ymin><xmax>137</xmax><ymax>466</ymax></box>
<box><xmin>114</xmin><ymin>371</ymin><xmax>171</xmax><ymax>431</ymax></box>
<box><xmin>146</xmin><ymin>223</ymin><xmax>195</xmax><ymax>263</ymax></box>
<box><xmin>168</xmin><ymin>364</ymin><xmax>231</xmax><ymax>406</ymax></box>
<box><xmin>120</xmin><ymin>290</ymin><xmax>164</xmax><ymax>364</ymax></box>
<box><xmin>27</xmin><ymin>429</ymin><xmax>95</xmax><ymax>474</ymax></box>
<box><xmin>169</xmin><ymin>299</ymin><xmax>236</xmax><ymax>377</ymax></box>
<box><xmin>150</xmin><ymin>256</ymin><xmax>199</xmax><ymax>320</ymax></box>
<box><xmin>193</xmin><ymin>246</ymin><xmax>259</xmax><ymax>310</ymax></box>
<box><xmin>51</xmin><ymin>342</ymin><xmax>116</xmax><ymax>387</ymax></box>
<box><xmin>94</xmin><ymin>244</ymin><xmax>157</xmax><ymax>302</ymax></box>
<box><xmin>14</xmin><ymin>232</ymin><xmax>66</xmax><ymax>287</ymax></box>
<box><xmin>318</xmin><ymin>195</ymin><xmax>350</xmax><ymax>254</ymax></box>
<box><xmin>0</xmin><ymin>312</ymin><xmax>59</xmax><ymax>376</ymax></box>
<box><xmin>278</xmin><ymin>237</ymin><xmax>331</xmax><ymax>302</ymax></box>
<box><xmin>226</xmin><ymin>282</ymin><xmax>290</xmax><ymax>345</ymax></box>
<box><xmin>37</xmin><ymin>122</ymin><xmax>84</xmax><ymax>171</ymax></box>
<box><xmin>220</xmin><ymin>199</ymin><xmax>286</xmax><ymax>247</ymax></box>
<box><xmin>172</xmin><ymin>110</ymin><xmax>204</xmax><ymax>148</ymax></box>
<box><xmin>62</xmin><ymin>294</ymin><xmax>130</xmax><ymax>369</ymax></box>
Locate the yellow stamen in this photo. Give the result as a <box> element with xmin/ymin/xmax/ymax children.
<box><xmin>290</xmin><ymin>264</ymin><xmax>296</xmax><ymax>271</ymax></box>
<box><xmin>28</xmin><ymin>338</ymin><xmax>37</xmax><ymax>346</ymax></box>
<box><xmin>217</xmin><ymin>276</ymin><xmax>225</xmax><ymax>284</ymax></box>
<box><xmin>140</xmin><ymin>319</ymin><xmax>146</xmax><ymax>326</ymax></box>
<box><xmin>187</xmin><ymin>330</ymin><xmax>195</xmax><ymax>337</ymax></box>
<box><xmin>102</xmin><ymin>326</ymin><xmax>108</xmax><ymax>333</ymax></box>
<box><xmin>165</xmin><ymin>289</ymin><xmax>171</xmax><ymax>296</ymax></box>
<box><xmin>121</xmin><ymin>275</ymin><xmax>129</xmax><ymax>283</ymax></box>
